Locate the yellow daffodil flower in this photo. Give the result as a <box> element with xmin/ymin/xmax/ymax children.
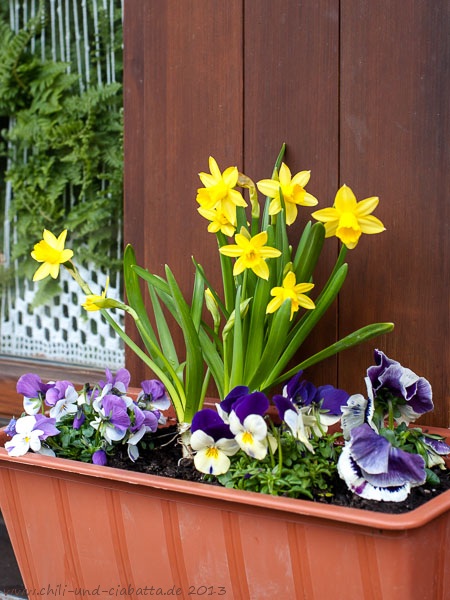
<box><xmin>219</xmin><ymin>229</ymin><xmax>281</xmax><ymax>280</ymax></box>
<box><xmin>311</xmin><ymin>184</ymin><xmax>385</xmax><ymax>249</ymax></box>
<box><xmin>82</xmin><ymin>278</ymin><xmax>110</xmax><ymax>312</ymax></box>
<box><xmin>266</xmin><ymin>271</ymin><xmax>315</xmax><ymax>320</ymax></box>
<box><xmin>196</xmin><ymin>156</ymin><xmax>247</xmax><ymax>224</ymax></box>
<box><xmin>256</xmin><ymin>163</ymin><xmax>318</xmax><ymax>226</ymax></box>
<box><xmin>31</xmin><ymin>229</ymin><xmax>74</xmax><ymax>282</ymax></box>
<box><xmin>197</xmin><ymin>206</ymin><xmax>236</xmax><ymax>237</ymax></box>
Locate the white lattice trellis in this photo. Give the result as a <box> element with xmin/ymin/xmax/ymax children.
<box><xmin>1</xmin><ymin>263</ymin><xmax>124</xmax><ymax>369</ymax></box>
<box><xmin>1</xmin><ymin>0</ymin><xmax>124</xmax><ymax>369</ymax></box>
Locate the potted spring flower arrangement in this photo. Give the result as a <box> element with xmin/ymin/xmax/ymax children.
<box><xmin>1</xmin><ymin>146</ymin><xmax>449</xmax><ymax>599</ymax></box>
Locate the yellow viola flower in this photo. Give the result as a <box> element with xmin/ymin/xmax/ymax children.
<box><xmin>31</xmin><ymin>229</ymin><xmax>74</xmax><ymax>282</ymax></box>
<box><xmin>219</xmin><ymin>229</ymin><xmax>281</xmax><ymax>280</ymax></box>
<box><xmin>266</xmin><ymin>271</ymin><xmax>315</xmax><ymax>320</ymax></box>
<box><xmin>256</xmin><ymin>163</ymin><xmax>318</xmax><ymax>226</ymax></box>
<box><xmin>196</xmin><ymin>156</ymin><xmax>247</xmax><ymax>224</ymax></box>
<box><xmin>197</xmin><ymin>206</ymin><xmax>236</xmax><ymax>237</ymax></box>
<box><xmin>311</xmin><ymin>184</ymin><xmax>385</xmax><ymax>249</ymax></box>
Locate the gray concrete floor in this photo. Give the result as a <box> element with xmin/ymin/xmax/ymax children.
<box><xmin>0</xmin><ymin>513</ymin><xmax>25</xmax><ymax>598</ymax></box>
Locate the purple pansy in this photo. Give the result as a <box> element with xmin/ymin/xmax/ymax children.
<box><xmin>216</xmin><ymin>386</ymin><xmax>250</xmax><ymax>422</ymax></box>
<box><xmin>284</xmin><ymin>371</ymin><xmax>349</xmax><ymax>424</ymax></box>
<box><xmin>367</xmin><ymin>349</ymin><xmax>433</xmax><ymax>424</ymax></box>
<box><xmin>16</xmin><ymin>373</ymin><xmax>52</xmax><ymax>399</ymax></box>
<box><xmin>137</xmin><ymin>380</ymin><xmax>171</xmax><ymax>417</ymax></box>
<box><xmin>4</xmin><ymin>415</ymin><xmax>60</xmax><ymax>457</ymax></box>
<box><xmin>45</xmin><ymin>380</ymin><xmax>74</xmax><ymax>406</ymax></box>
<box><xmin>92</xmin><ymin>449</ymin><xmax>108</xmax><ymax>466</ymax></box>
<box><xmin>341</xmin><ymin>377</ymin><xmax>376</xmax><ymax>440</ymax></box>
<box><xmin>338</xmin><ymin>423</ymin><xmax>427</xmax><ymax>501</ymax></box>
<box><xmin>17</xmin><ymin>373</ymin><xmax>54</xmax><ymax>415</ymax></box>
<box><xmin>228</xmin><ymin>392</ymin><xmax>271</xmax><ymax>460</ymax></box>
<box><xmin>92</xmin><ymin>394</ymin><xmax>131</xmax><ymax>443</ymax></box>
<box><xmin>273</xmin><ymin>395</ymin><xmax>318</xmax><ymax>452</ymax></box>
<box><xmin>190</xmin><ymin>409</ymin><xmax>239</xmax><ymax>475</ymax></box>
<box><xmin>99</xmin><ymin>368</ymin><xmax>131</xmax><ymax>394</ymax></box>
<box><xmin>4</xmin><ymin>418</ymin><xmax>17</xmax><ymax>437</ymax></box>
<box><xmin>33</xmin><ymin>414</ymin><xmax>60</xmax><ymax>439</ymax></box>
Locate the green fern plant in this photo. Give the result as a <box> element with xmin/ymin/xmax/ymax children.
<box><xmin>0</xmin><ymin>2</ymin><xmax>123</xmax><ymax>285</ymax></box>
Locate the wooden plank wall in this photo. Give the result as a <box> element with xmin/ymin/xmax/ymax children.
<box><xmin>124</xmin><ymin>1</ymin><xmax>448</xmax><ymax>427</ymax></box>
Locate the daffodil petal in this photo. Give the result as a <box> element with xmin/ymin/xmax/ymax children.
<box><xmin>251</xmin><ymin>260</ymin><xmax>269</xmax><ymax>280</ymax></box>
<box><xmin>278</xmin><ymin>163</ymin><xmax>292</xmax><ymax>186</ymax></box>
<box><xmin>334</xmin><ymin>185</ymin><xmax>357</xmax><ymax>212</ymax></box>
<box><xmin>311</xmin><ymin>207</ymin><xmax>339</xmax><ymax>222</ymax></box>
<box><xmin>358</xmin><ymin>215</ymin><xmax>386</xmax><ymax>234</ymax></box>
<box><xmin>257</xmin><ymin>179</ymin><xmax>281</xmax><ymax>197</ymax></box>
<box><xmin>291</xmin><ymin>170</ymin><xmax>311</xmax><ymax>187</ymax></box>
<box><xmin>208</xmin><ymin>156</ymin><xmax>221</xmax><ymax>180</ymax></box>
<box><xmin>222</xmin><ymin>166</ymin><xmax>239</xmax><ymax>187</ymax></box>
<box><xmin>355</xmin><ymin>196</ymin><xmax>379</xmax><ymax>216</ymax></box>
<box><xmin>266</xmin><ymin>296</ymin><xmax>283</xmax><ymax>314</ymax></box>
<box><xmin>284</xmin><ymin>201</ymin><xmax>298</xmax><ymax>225</ymax></box>
<box><xmin>33</xmin><ymin>262</ymin><xmax>52</xmax><ymax>282</ymax></box>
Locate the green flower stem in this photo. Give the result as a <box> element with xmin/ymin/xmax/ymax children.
<box><xmin>63</xmin><ymin>261</ymin><xmax>186</xmax><ymax>420</ymax></box>
<box><xmin>387</xmin><ymin>398</ymin><xmax>395</xmax><ymax>430</ymax></box>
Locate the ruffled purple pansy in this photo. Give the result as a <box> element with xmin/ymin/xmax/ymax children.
<box><xmin>367</xmin><ymin>349</ymin><xmax>433</xmax><ymax>424</ymax></box>
<box><xmin>341</xmin><ymin>377</ymin><xmax>376</xmax><ymax>439</ymax></box>
<box><xmin>338</xmin><ymin>423</ymin><xmax>427</xmax><ymax>501</ymax></box>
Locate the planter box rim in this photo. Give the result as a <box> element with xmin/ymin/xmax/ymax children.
<box><xmin>1</xmin><ymin>432</ymin><xmax>450</xmax><ymax>532</ymax></box>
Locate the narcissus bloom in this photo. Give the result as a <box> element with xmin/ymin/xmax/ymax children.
<box><xmin>219</xmin><ymin>230</ymin><xmax>281</xmax><ymax>280</ymax></box>
<box><xmin>312</xmin><ymin>184</ymin><xmax>385</xmax><ymax>249</ymax></box>
<box><xmin>266</xmin><ymin>271</ymin><xmax>315</xmax><ymax>320</ymax></box>
<box><xmin>196</xmin><ymin>156</ymin><xmax>247</xmax><ymax>224</ymax></box>
<box><xmin>31</xmin><ymin>229</ymin><xmax>74</xmax><ymax>281</ymax></box>
<box><xmin>197</xmin><ymin>206</ymin><xmax>236</xmax><ymax>237</ymax></box>
<box><xmin>257</xmin><ymin>163</ymin><xmax>318</xmax><ymax>226</ymax></box>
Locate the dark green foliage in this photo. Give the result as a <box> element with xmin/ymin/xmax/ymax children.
<box><xmin>216</xmin><ymin>429</ymin><xmax>342</xmax><ymax>499</ymax></box>
<box><xmin>0</xmin><ymin>2</ymin><xmax>123</xmax><ymax>285</ymax></box>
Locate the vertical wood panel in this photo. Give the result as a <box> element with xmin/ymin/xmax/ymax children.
<box><xmin>244</xmin><ymin>0</ymin><xmax>340</xmax><ymax>386</ymax></box>
<box><xmin>339</xmin><ymin>0</ymin><xmax>450</xmax><ymax>424</ymax></box>
<box><xmin>123</xmin><ymin>1</ymin><xmax>449</xmax><ymax>425</ymax></box>
<box><xmin>124</xmin><ymin>0</ymin><xmax>244</xmax><ymax>383</ymax></box>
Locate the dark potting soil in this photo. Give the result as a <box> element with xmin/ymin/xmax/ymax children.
<box><xmin>109</xmin><ymin>426</ymin><xmax>450</xmax><ymax>515</ymax></box>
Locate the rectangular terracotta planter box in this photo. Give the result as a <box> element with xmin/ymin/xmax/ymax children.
<box><xmin>0</xmin><ymin>428</ymin><xmax>449</xmax><ymax>599</ymax></box>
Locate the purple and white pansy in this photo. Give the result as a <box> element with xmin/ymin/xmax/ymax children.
<box><xmin>4</xmin><ymin>414</ymin><xmax>59</xmax><ymax>457</ymax></box>
<box><xmin>5</xmin><ymin>369</ymin><xmax>169</xmax><ymax>465</ymax></box>
<box><xmin>367</xmin><ymin>349</ymin><xmax>433</xmax><ymax>424</ymax></box>
<box><xmin>190</xmin><ymin>409</ymin><xmax>239</xmax><ymax>475</ymax></box>
<box><xmin>337</xmin><ymin>423</ymin><xmax>427</xmax><ymax>501</ymax></box>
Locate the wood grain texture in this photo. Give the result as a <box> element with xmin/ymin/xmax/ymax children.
<box><xmin>243</xmin><ymin>0</ymin><xmax>340</xmax><ymax>387</ymax></box>
<box><xmin>122</xmin><ymin>0</ymin><xmax>449</xmax><ymax>424</ymax></box>
<box><xmin>123</xmin><ymin>0</ymin><xmax>244</xmax><ymax>384</ymax></box>
<box><xmin>339</xmin><ymin>0</ymin><xmax>450</xmax><ymax>425</ymax></box>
